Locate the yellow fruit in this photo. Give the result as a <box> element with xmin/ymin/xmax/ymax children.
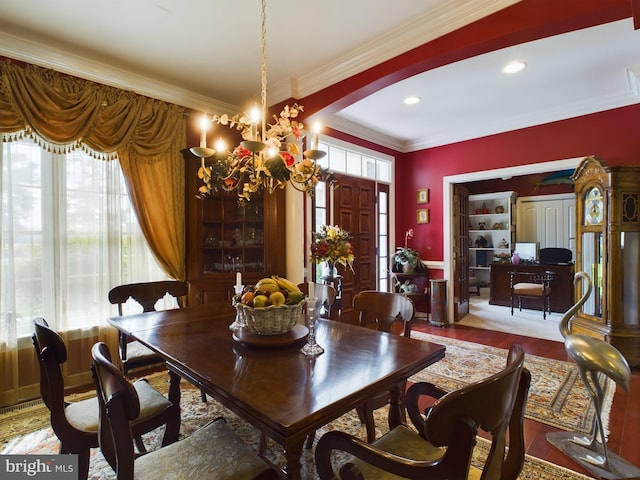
<box><xmin>253</xmin><ymin>295</ymin><xmax>268</xmax><ymax>308</ymax></box>
<box><xmin>270</xmin><ymin>291</ymin><xmax>286</xmax><ymax>306</ymax></box>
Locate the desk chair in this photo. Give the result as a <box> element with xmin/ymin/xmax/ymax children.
<box><xmin>509</xmin><ymin>271</ymin><xmax>554</xmax><ymax>319</ymax></box>
<box><xmin>91</xmin><ymin>342</ymin><xmax>278</xmax><ymax>480</ymax></box>
<box><xmin>353</xmin><ymin>290</ymin><xmax>415</xmax><ymax>442</ymax></box>
<box><xmin>32</xmin><ymin>318</ymin><xmax>180</xmax><ymax>480</ymax></box>
<box><xmin>108</xmin><ymin>281</ymin><xmax>188</xmax><ymax>376</ymax></box>
<box><xmin>316</xmin><ymin>344</ymin><xmax>531</xmax><ymax>480</ymax></box>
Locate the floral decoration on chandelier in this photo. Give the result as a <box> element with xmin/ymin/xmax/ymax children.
<box><xmin>196</xmin><ymin>103</ymin><xmax>334</xmax><ymax>201</ymax></box>
<box><xmin>310</xmin><ymin>225</ymin><xmax>355</xmax><ymax>271</ymax></box>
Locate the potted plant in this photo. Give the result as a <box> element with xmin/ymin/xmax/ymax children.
<box><xmin>392</xmin><ymin>229</ymin><xmax>424</xmax><ymax>273</ymax></box>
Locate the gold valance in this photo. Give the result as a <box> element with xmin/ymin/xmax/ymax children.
<box><xmin>0</xmin><ymin>60</ymin><xmax>184</xmax><ymax>161</ymax></box>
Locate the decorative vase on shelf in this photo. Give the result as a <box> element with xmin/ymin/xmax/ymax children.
<box><xmin>512</xmin><ymin>252</ymin><xmax>520</xmax><ymax>265</ymax></box>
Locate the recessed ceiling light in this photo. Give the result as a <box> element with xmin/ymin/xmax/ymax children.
<box><xmin>403</xmin><ymin>96</ymin><xmax>421</xmax><ymax>105</ymax></box>
<box><xmin>502</xmin><ymin>60</ymin><xmax>527</xmax><ymax>74</ymax></box>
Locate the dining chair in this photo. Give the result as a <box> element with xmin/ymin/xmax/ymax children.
<box><xmin>509</xmin><ymin>271</ymin><xmax>554</xmax><ymax>319</ymax></box>
<box><xmin>90</xmin><ymin>342</ymin><xmax>278</xmax><ymax>480</ymax></box>
<box><xmin>32</xmin><ymin>317</ymin><xmax>180</xmax><ymax>480</ymax></box>
<box><xmin>108</xmin><ymin>280</ymin><xmax>188</xmax><ymax>376</ymax></box>
<box><xmin>315</xmin><ymin>344</ymin><xmax>531</xmax><ymax>480</ymax></box>
<box><xmin>353</xmin><ymin>290</ymin><xmax>415</xmax><ymax>442</ymax></box>
<box><xmin>297</xmin><ymin>282</ymin><xmax>338</xmax><ymax>320</ymax></box>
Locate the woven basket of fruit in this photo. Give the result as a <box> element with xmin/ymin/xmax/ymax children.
<box><xmin>233</xmin><ymin>275</ymin><xmax>307</xmax><ymax>335</ymax></box>
<box><xmin>236</xmin><ymin>302</ymin><xmax>304</xmax><ymax>335</ymax></box>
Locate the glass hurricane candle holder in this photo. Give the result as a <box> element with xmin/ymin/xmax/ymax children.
<box><xmin>301</xmin><ymin>297</ymin><xmax>324</xmax><ymax>356</ymax></box>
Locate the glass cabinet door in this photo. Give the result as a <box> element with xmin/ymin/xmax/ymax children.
<box><xmin>580</xmin><ymin>231</ymin><xmax>603</xmax><ymax>318</ymax></box>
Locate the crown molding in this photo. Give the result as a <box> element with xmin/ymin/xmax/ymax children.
<box><xmin>288</xmin><ymin>0</ymin><xmax>521</xmax><ymax>102</ymax></box>
<box><xmin>0</xmin><ymin>32</ymin><xmax>240</xmax><ymax>115</ymax></box>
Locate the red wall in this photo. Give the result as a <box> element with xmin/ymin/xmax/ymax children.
<box><xmin>396</xmin><ymin>104</ymin><xmax>640</xmax><ymax>263</ymax></box>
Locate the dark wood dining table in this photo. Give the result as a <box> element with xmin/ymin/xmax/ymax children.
<box><xmin>108</xmin><ymin>304</ymin><xmax>446</xmax><ymax>480</ymax></box>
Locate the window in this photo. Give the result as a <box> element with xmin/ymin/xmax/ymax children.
<box><xmin>1</xmin><ymin>140</ymin><xmax>165</xmax><ymax>341</ymax></box>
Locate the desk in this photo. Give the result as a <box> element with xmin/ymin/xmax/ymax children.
<box><xmin>489</xmin><ymin>262</ymin><xmax>575</xmax><ymax>313</ymax></box>
<box><xmin>108</xmin><ymin>305</ymin><xmax>445</xmax><ymax>480</ymax></box>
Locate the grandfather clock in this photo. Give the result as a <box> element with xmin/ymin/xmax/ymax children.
<box><xmin>571</xmin><ymin>156</ymin><xmax>640</xmax><ymax>367</ymax></box>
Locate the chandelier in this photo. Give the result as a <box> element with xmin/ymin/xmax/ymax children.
<box><xmin>190</xmin><ymin>0</ymin><xmax>333</xmax><ymax>202</ymax></box>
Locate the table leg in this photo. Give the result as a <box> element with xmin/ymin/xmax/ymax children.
<box><xmin>388</xmin><ymin>383</ymin><xmax>403</xmax><ymax>429</ymax></box>
<box><xmin>168</xmin><ymin>369</ymin><xmax>181</xmax><ymax>405</ymax></box>
<box><xmin>282</xmin><ymin>439</ymin><xmax>304</xmax><ymax>480</ymax></box>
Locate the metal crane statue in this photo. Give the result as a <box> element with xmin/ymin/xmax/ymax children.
<box><xmin>548</xmin><ymin>271</ymin><xmax>637</xmax><ymax>480</ymax></box>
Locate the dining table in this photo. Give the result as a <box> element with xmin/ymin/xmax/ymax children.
<box><xmin>108</xmin><ymin>304</ymin><xmax>446</xmax><ymax>480</ymax></box>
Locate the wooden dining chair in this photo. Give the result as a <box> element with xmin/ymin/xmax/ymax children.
<box><xmin>90</xmin><ymin>342</ymin><xmax>278</xmax><ymax>480</ymax></box>
<box><xmin>297</xmin><ymin>282</ymin><xmax>338</xmax><ymax>320</ymax></box>
<box><xmin>32</xmin><ymin>317</ymin><xmax>180</xmax><ymax>480</ymax></box>
<box><xmin>509</xmin><ymin>271</ymin><xmax>554</xmax><ymax>319</ymax></box>
<box><xmin>108</xmin><ymin>280</ymin><xmax>188</xmax><ymax>376</ymax></box>
<box><xmin>353</xmin><ymin>290</ymin><xmax>415</xmax><ymax>442</ymax></box>
<box><xmin>315</xmin><ymin>344</ymin><xmax>531</xmax><ymax>480</ymax></box>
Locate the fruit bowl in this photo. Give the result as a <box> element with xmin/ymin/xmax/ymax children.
<box><xmin>236</xmin><ymin>303</ymin><xmax>304</xmax><ymax>335</ymax></box>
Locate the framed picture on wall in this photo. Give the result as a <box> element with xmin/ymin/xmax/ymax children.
<box><xmin>417</xmin><ymin>209</ymin><xmax>430</xmax><ymax>224</ymax></box>
<box><xmin>417</xmin><ymin>189</ymin><xmax>429</xmax><ymax>204</ymax></box>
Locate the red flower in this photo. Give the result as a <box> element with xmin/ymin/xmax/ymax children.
<box><xmin>233</xmin><ymin>146</ymin><xmax>251</xmax><ymax>159</ymax></box>
<box><xmin>281</xmin><ymin>151</ymin><xmax>295</xmax><ymax>166</ymax></box>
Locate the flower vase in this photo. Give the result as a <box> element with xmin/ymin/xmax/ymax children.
<box><xmin>511</xmin><ymin>252</ymin><xmax>520</xmax><ymax>265</ymax></box>
<box><xmin>323</xmin><ymin>261</ymin><xmax>338</xmax><ymax>279</ymax></box>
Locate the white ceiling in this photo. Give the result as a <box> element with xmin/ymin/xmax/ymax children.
<box><xmin>1</xmin><ymin>0</ymin><xmax>638</xmax><ymax>152</ymax></box>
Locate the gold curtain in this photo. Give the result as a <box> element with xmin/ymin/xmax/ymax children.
<box><xmin>0</xmin><ymin>60</ymin><xmax>186</xmax><ymax>280</ymax></box>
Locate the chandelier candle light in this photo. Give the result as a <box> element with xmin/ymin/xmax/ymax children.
<box><xmin>190</xmin><ymin>0</ymin><xmax>334</xmax><ymax>202</ymax></box>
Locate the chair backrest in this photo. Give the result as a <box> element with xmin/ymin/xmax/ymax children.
<box><xmin>413</xmin><ymin>344</ymin><xmax>529</xmax><ymax>480</ymax></box>
<box><xmin>32</xmin><ymin>317</ymin><xmax>72</xmax><ymax>430</ymax></box>
<box><xmin>108</xmin><ymin>280</ymin><xmax>189</xmax><ymax>315</ymax></box>
<box><xmin>91</xmin><ymin>342</ymin><xmax>141</xmax><ymax>479</ymax></box>
<box><xmin>297</xmin><ymin>282</ymin><xmax>337</xmax><ymax>319</ymax></box>
<box><xmin>539</xmin><ymin>247</ymin><xmax>572</xmax><ymax>265</ymax></box>
<box><xmin>352</xmin><ymin>290</ymin><xmax>415</xmax><ymax>336</ymax></box>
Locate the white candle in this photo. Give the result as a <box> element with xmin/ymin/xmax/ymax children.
<box><xmin>236</xmin><ymin>272</ymin><xmax>242</xmax><ymax>288</ymax></box>
<box><xmin>308</xmin><ymin>281</ymin><xmax>315</xmax><ymax>300</ymax></box>
<box><xmin>199</xmin><ymin>114</ymin><xmax>209</xmax><ymax>148</ymax></box>
<box><xmin>312</xmin><ymin>121</ymin><xmax>321</xmax><ymax>150</ymax></box>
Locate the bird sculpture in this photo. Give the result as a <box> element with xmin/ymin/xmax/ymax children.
<box><xmin>558</xmin><ymin>271</ymin><xmax>631</xmax><ymax>471</ymax></box>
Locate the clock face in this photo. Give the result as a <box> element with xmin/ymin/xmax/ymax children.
<box><xmin>584</xmin><ymin>187</ymin><xmax>603</xmax><ymax>225</ymax></box>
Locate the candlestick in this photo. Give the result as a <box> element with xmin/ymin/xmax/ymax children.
<box><xmin>312</xmin><ymin>121</ymin><xmax>321</xmax><ymax>150</ymax></box>
<box><xmin>199</xmin><ymin>114</ymin><xmax>209</xmax><ymax>148</ymax></box>
<box><xmin>308</xmin><ymin>281</ymin><xmax>315</xmax><ymax>300</ymax></box>
<box><xmin>236</xmin><ymin>272</ymin><xmax>242</xmax><ymax>288</ymax></box>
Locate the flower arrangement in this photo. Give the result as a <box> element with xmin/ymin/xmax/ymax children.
<box><xmin>310</xmin><ymin>225</ymin><xmax>355</xmax><ymax>271</ymax></box>
<box><xmin>197</xmin><ymin>103</ymin><xmax>335</xmax><ymax>201</ymax></box>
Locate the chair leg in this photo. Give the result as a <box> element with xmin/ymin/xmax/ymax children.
<box><xmin>134</xmin><ymin>435</ymin><xmax>147</xmax><ymax>453</ymax></box>
<box><xmin>161</xmin><ymin>405</ymin><xmax>181</xmax><ymax>446</ymax></box>
<box><xmin>200</xmin><ymin>388</ymin><xmax>207</xmax><ymax>402</ymax></box>
<box><xmin>305</xmin><ymin>431</ymin><xmax>316</xmax><ymax>449</ymax></box>
<box><xmin>258</xmin><ymin>433</ymin><xmax>268</xmax><ymax>455</ymax></box>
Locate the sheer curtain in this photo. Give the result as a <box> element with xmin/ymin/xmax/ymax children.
<box><xmin>0</xmin><ymin>139</ymin><xmax>166</xmax><ymax>406</ymax></box>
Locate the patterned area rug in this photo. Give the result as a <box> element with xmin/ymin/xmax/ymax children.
<box><xmin>1</xmin><ymin>376</ymin><xmax>595</xmax><ymax>480</ymax></box>
<box><xmin>410</xmin><ymin>332</ymin><xmax>614</xmax><ymax>434</ymax></box>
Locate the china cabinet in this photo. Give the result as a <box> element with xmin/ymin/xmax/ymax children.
<box><xmin>185</xmin><ymin>156</ymin><xmax>286</xmax><ymax>305</ymax></box>
<box><xmin>571</xmin><ymin>156</ymin><xmax>640</xmax><ymax>367</ymax></box>
<box><xmin>468</xmin><ymin>191</ymin><xmax>517</xmax><ymax>287</ymax></box>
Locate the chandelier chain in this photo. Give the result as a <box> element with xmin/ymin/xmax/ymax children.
<box><xmin>260</xmin><ymin>0</ymin><xmax>267</xmax><ymax>142</ymax></box>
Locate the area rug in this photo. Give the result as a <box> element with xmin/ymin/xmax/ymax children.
<box><xmin>410</xmin><ymin>332</ymin><xmax>614</xmax><ymax>435</ymax></box>
<box><xmin>1</xmin><ymin>376</ymin><xmax>595</xmax><ymax>480</ymax></box>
